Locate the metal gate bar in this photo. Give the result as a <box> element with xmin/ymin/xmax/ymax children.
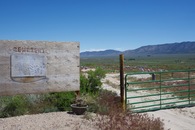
<box><xmin>125</xmin><ymin>69</ymin><xmax>195</xmax><ymax>113</ymax></box>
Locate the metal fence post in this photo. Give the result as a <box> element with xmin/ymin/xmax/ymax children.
<box><xmin>188</xmin><ymin>70</ymin><xmax>191</xmax><ymax>105</ymax></box>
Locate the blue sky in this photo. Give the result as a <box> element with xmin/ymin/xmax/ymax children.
<box><xmin>0</xmin><ymin>0</ymin><xmax>195</xmax><ymax>52</ymax></box>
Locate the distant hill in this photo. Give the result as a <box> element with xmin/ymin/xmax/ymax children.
<box><xmin>124</xmin><ymin>41</ymin><xmax>195</xmax><ymax>55</ymax></box>
<box><xmin>80</xmin><ymin>49</ymin><xmax>121</xmax><ymax>57</ymax></box>
<box><xmin>81</xmin><ymin>42</ymin><xmax>195</xmax><ymax>57</ymax></box>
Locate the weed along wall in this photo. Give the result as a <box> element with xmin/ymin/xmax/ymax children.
<box><xmin>0</xmin><ymin>40</ymin><xmax>80</xmax><ymax>96</ymax></box>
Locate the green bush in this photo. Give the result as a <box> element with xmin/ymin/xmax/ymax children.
<box><xmin>80</xmin><ymin>74</ymin><xmax>89</xmax><ymax>93</ymax></box>
<box><xmin>0</xmin><ymin>92</ymin><xmax>76</xmax><ymax>117</ymax></box>
<box><xmin>44</xmin><ymin>92</ymin><xmax>75</xmax><ymax>111</ymax></box>
<box><xmin>0</xmin><ymin>95</ymin><xmax>30</xmax><ymax>118</ymax></box>
<box><xmin>80</xmin><ymin>67</ymin><xmax>106</xmax><ymax>94</ymax></box>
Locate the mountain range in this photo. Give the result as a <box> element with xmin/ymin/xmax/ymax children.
<box><xmin>81</xmin><ymin>41</ymin><xmax>195</xmax><ymax>57</ymax></box>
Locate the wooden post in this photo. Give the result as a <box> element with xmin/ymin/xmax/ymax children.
<box><xmin>75</xmin><ymin>91</ymin><xmax>80</xmax><ymax>97</ymax></box>
<box><xmin>120</xmin><ymin>54</ymin><xmax>125</xmax><ymax>111</ymax></box>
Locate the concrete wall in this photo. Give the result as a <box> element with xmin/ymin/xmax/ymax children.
<box><xmin>0</xmin><ymin>40</ymin><xmax>80</xmax><ymax>96</ymax></box>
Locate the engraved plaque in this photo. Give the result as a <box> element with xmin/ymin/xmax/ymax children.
<box><xmin>11</xmin><ymin>54</ymin><xmax>46</xmax><ymax>77</ymax></box>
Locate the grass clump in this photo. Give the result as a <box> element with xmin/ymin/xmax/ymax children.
<box><xmin>0</xmin><ymin>95</ymin><xmax>30</xmax><ymax>118</ymax></box>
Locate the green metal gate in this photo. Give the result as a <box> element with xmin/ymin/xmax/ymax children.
<box><xmin>125</xmin><ymin>69</ymin><xmax>195</xmax><ymax>113</ymax></box>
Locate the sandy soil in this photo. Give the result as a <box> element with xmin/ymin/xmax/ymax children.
<box><xmin>0</xmin><ymin>112</ymin><xmax>98</xmax><ymax>130</ymax></box>
<box><xmin>147</xmin><ymin>107</ymin><xmax>195</xmax><ymax>130</ymax></box>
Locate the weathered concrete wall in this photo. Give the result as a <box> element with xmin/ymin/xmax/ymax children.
<box><xmin>0</xmin><ymin>40</ymin><xmax>80</xmax><ymax>96</ymax></box>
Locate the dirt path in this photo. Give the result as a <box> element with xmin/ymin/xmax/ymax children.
<box><xmin>147</xmin><ymin>107</ymin><xmax>195</xmax><ymax>130</ymax></box>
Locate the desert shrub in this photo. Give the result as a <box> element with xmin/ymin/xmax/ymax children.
<box><xmin>80</xmin><ymin>67</ymin><xmax>106</xmax><ymax>94</ymax></box>
<box><xmin>95</xmin><ymin>90</ymin><xmax>120</xmax><ymax>115</ymax></box>
<box><xmin>81</xmin><ymin>93</ymin><xmax>99</xmax><ymax>113</ymax></box>
<box><xmin>0</xmin><ymin>96</ymin><xmax>12</xmax><ymax>110</ymax></box>
<box><xmin>81</xmin><ymin>89</ymin><xmax>122</xmax><ymax>114</ymax></box>
<box><xmin>93</xmin><ymin>90</ymin><xmax>164</xmax><ymax>130</ymax></box>
<box><xmin>0</xmin><ymin>95</ymin><xmax>30</xmax><ymax>118</ymax></box>
<box><xmin>96</xmin><ymin>111</ymin><xmax>164</xmax><ymax>130</ymax></box>
<box><xmin>23</xmin><ymin>94</ymin><xmax>56</xmax><ymax>114</ymax></box>
<box><xmin>80</xmin><ymin>74</ymin><xmax>89</xmax><ymax>93</ymax></box>
<box><xmin>44</xmin><ymin>92</ymin><xmax>75</xmax><ymax>111</ymax></box>
<box><xmin>88</xmin><ymin>67</ymin><xmax>106</xmax><ymax>86</ymax></box>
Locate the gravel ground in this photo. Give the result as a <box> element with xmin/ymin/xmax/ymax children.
<box><xmin>0</xmin><ymin>112</ymin><xmax>98</xmax><ymax>130</ymax></box>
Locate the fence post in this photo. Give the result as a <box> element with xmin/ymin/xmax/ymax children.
<box><xmin>120</xmin><ymin>54</ymin><xmax>125</xmax><ymax>111</ymax></box>
<box><xmin>188</xmin><ymin>70</ymin><xmax>191</xmax><ymax>105</ymax></box>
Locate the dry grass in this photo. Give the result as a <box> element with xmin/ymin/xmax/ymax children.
<box><xmin>93</xmin><ymin>90</ymin><xmax>164</xmax><ymax>130</ymax></box>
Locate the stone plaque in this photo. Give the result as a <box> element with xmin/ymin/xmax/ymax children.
<box><xmin>11</xmin><ymin>54</ymin><xmax>46</xmax><ymax>77</ymax></box>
